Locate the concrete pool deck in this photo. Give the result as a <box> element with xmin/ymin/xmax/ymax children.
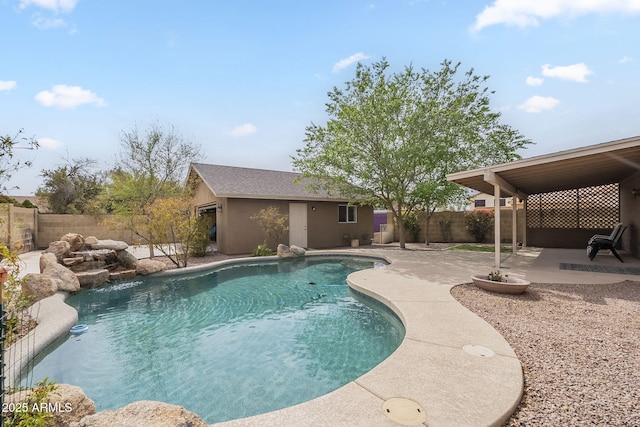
<box><xmin>16</xmin><ymin>245</ymin><xmax>640</xmax><ymax>426</ymax></box>
<box><xmin>213</xmin><ymin>246</ymin><xmax>640</xmax><ymax>427</ymax></box>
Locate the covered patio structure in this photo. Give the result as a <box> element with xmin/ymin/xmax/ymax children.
<box><xmin>447</xmin><ymin>136</ymin><xmax>640</xmax><ymax>268</ymax></box>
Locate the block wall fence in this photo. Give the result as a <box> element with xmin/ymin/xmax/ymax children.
<box><xmin>2</xmin><ymin>207</ymin><xmax>525</xmax><ymax>254</ymax></box>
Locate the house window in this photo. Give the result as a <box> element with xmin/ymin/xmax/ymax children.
<box><xmin>338</xmin><ymin>205</ymin><xmax>357</xmax><ymax>223</ymax></box>
<box><xmin>499</xmin><ymin>198</ymin><xmax>506</xmax><ymax>207</ymax></box>
<box><xmin>474</xmin><ymin>199</ymin><xmax>486</xmax><ymax>208</ymax></box>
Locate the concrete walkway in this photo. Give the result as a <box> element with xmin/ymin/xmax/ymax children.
<box><xmin>16</xmin><ymin>246</ymin><xmax>640</xmax><ymax>426</ymax></box>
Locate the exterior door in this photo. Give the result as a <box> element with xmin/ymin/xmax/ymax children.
<box><xmin>289</xmin><ymin>203</ymin><xmax>308</xmax><ymax>248</ymax></box>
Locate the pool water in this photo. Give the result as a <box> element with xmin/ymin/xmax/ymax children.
<box><xmin>23</xmin><ymin>256</ymin><xmax>404</xmax><ymax>423</ymax></box>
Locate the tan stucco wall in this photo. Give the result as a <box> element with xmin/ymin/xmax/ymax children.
<box><xmin>191</xmin><ymin>177</ymin><xmax>216</xmax><ymax>209</ymax></box>
<box><xmin>620</xmin><ymin>171</ymin><xmax>640</xmax><ymax>257</ymax></box>
<box><xmin>217</xmin><ymin>198</ymin><xmax>374</xmax><ymax>255</ymax></box>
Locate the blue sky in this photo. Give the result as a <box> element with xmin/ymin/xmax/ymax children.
<box><xmin>2</xmin><ymin>0</ymin><xmax>640</xmax><ymax>196</ymax></box>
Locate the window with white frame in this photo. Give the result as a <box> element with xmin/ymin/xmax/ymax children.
<box><xmin>338</xmin><ymin>205</ymin><xmax>357</xmax><ymax>223</ymax></box>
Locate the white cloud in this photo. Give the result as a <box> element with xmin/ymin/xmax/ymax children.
<box><xmin>0</xmin><ymin>81</ymin><xmax>17</xmax><ymax>91</ymax></box>
<box><xmin>228</xmin><ymin>123</ymin><xmax>257</xmax><ymax>138</ymax></box>
<box><xmin>619</xmin><ymin>55</ymin><xmax>633</xmax><ymax>63</ymax></box>
<box><xmin>518</xmin><ymin>95</ymin><xmax>560</xmax><ymax>113</ymax></box>
<box><xmin>332</xmin><ymin>53</ymin><xmax>371</xmax><ymax>73</ymax></box>
<box><xmin>19</xmin><ymin>0</ymin><xmax>79</xmax><ymax>13</ymax></box>
<box><xmin>526</xmin><ymin>76</ymin><xmax>544</xmax><ymax>86</ymax></box>
<box><xmin>37</xmin><ymin>137</ymin><xmax>64</xmax><ymax>150</ymax></box>
<box><xmin>542</xmin><ymin>63</ymin><xmax>593</xmax><ymax>83</ymax></box>
<box><xmin>32</xmin><ymin>16</ymin><xmax>68</xmax><ymax>30</ymax></box>
<box><xmin>472</xmin><ymin>0</ymin><xmax>640</xmax><ymax>32</ymax></box>
<box><xmin>35</xmin><ymin>85</ymin><xmax>106</xmax><ymax>109</ymax></box>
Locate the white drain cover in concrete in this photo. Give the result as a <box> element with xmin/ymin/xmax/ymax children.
<box><xmin>463</xmin><ymin>344</ymin><xmax>495</xmax><ymax>357</ymax></box>
<box><xmin>382</xmin><ymin>398</ymin><xmax>425</xmax><ymax>425</ymax></box>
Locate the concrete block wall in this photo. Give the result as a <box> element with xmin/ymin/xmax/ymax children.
<box><xmin>393</xmin><ymin>210</ymin><xmax>526</xmax><ymax>244</ymax></box>
<box><xmin>0</xmin><ymin>204</ymin><xmax>38</xmax><ymax>253</ymax></box>
<box><xmin>37</xmin><ymin>214</ymin><xmax>146</xmax><ymax>249</ymax></box>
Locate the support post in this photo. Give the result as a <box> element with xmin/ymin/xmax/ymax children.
<box><xmin>494</xmin><ymin>184</ymin><xmax>501</xmax><ymax>269</ymax></box>
<box><xmin>512</xmin><ymin>195</ymin><xmax>518</xmax><ymax>255</ymax></box>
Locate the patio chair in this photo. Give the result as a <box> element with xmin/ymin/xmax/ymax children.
<box><xmin>587</xmin><ymin>223</ymin><xmax>627</xmax><ymax>262</ymax></box>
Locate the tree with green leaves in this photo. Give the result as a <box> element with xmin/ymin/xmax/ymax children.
<box><xmin>104</xmin><ymin>122</ymin><xmax>203</xmax><ymax>258</ymax></box>
<box><xmin>36</xmin><ymin>157</ymin><xmax>106</xmax><ymax>214</ymax></box>
<box><xmin>0</xmin><ymin>129</ymin><xmax>39</xmax><ymax>193</ymax></box>
<box><xmin>293</xmin><ymin>58</ymin><xmax>530</xmax><ymax>248</ymax></box>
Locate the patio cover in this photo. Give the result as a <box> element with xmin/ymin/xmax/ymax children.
<box><xmin>446</xmin><ymin>135</ymin><xmax>640</xmax><ymax>267</ymax></box>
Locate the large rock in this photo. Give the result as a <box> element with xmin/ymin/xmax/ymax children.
<box><xmin>71</xmin><ymin>400</ymin><xmax>208</xmax><ymax>427</ymax></box>
<box><xmin>109</xmin><ymin>270</ymin><xmax>137</xmax><ymax>281</ymax></box>
<box><xmin>21</xmin><ymin>273</ymin><xmax>61</xmax><ymax>301</ymax></box>
<box><xmin>90</xmin><ymin>239</ymin><xmax>128</xmax><ymax>251</ymax></box>
<box><xmin>136</xmin><ymin>259</ymin><xmax>166</xmax><ymax>275</ymax></box>
<box><xmin>117</xmin><ymin>250</ymin><xmax>138</xmax><ymax>270</ymax></box>
<box><xmin>290</xmin><ymin>245</ymin><xmax>306</xmax><ymax>257</ymax></box>
<box><xmin>75</xmin><ymin>269</ymin><xmax>111</xmax><ymax>288</ymax></box>
<box><xmin>277</xmin><ymin>244</ymin><xmax>306</xmax><ymax>258</ymax></box>
<box><xmin>60</xmin><ymin>233</ymin><xmax>85</xmax><ymax>252</ymax></box>
<box><xmin>43</xmin><ymin>262</ymin><xmax>81</xmax><ymax>292</ymax></box>
<box><xmin>277</xmin><ymin>244</ymin><xmax>292</xmax><ymax>258</ymax></box>
<box><xmin>84</xmin><ymin>236</ymin><xmax>99</xmax><ymax>246</ymax></box>
<box><xmin>49</xmin><ymin>384</ymin><xmax>96</xmax><ymax>426</ymax></box>
<box><xmin>40</xmin><ymin>252</ymin><xmax>59</xmax><ymax>273</ymax></box>
<box><xmin>43</xmin><ymin>241</ymin><xmax>71</xmax><ymax>262</ymax></box>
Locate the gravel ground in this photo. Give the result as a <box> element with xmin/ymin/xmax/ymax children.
<box><xmin>451</xmin><ymin>281</ymin><xmax>640</xmax><ymax>426</ymax></box>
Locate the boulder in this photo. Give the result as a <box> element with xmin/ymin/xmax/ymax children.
<box><xmin>49</xmin><ymin>384</ymin><xmax>96</xmax><ymax>426</ymax></box>
<box><xmin>109</xmin><ymin>270</ymin><xmax>137</xmax><ymax>281</ymax></box>
<box><xmin>277</xmin><ymin>244</ymin><xmax>292</xmax><ymax>258</ymax></box>
<box><xmin>40</xmin><ymin>253</ymin><xmax>59</xmax><ymax>273</ymax></box>
<box><xmin>75</xmin><ymin>269</ymin><xmax>111</xmax><ymax>288</ymax></box>
<box><xmin>71</xmin><ymin>400</ymin><xmax>208</xmax><ymax>427</ymax></box>
<box><xmin>43</xmin><ymin>241</ymin><xmax>71</xmax><ymax>262</ymax></box>
<box><xmin>60</xmin><ymin>233</ymin><xmax>85</xmax><ymax>252</ymax></box>
<box><xmin>117</xmin><ymin>250</ymin><xmax>138</xmax><ymax>269</ymax></box>
<box><xmin>21</xmin><ymin>273</ymin><xmax>61</xmax><ymax>301</ymax></box>
<box><xmin>290</xmin><ymin>245</ymin><xmax>306</xmax><ymax>257</ymax></box>
<box><xmin>43</xmin><ymin>262</ymin><xmax>81</xmax><ymax>292</ymax></box>
<box><xmin>90</xmin><ymin>240</ymin><xmax>128</xmax><ymax>251</ymax></box>
<box><xmin>84</xmin><ymin>236</ymin><xmax>99</xmax><ymax>246</ymax></box>
<box><xmin>136</xmin><ymin>259</ymin><xmax>166</xmax><ymax>276</ymax></box>
<box><xmin>68</xmin><ymin>260</ymin><xmax>107</xmax><ymax>273</ymax></box>
<box><xmin>63</xmin><ymin>257</ymin><xmax>85</xmax><ymax>267</ymax></box>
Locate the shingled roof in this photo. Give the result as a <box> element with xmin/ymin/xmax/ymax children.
<box><xmin>189</xmin><ymin>163</ymin><xmax>351</xmax><ymax>202</ymax></box>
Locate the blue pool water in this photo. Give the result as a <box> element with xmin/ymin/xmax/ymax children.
<box><xmin>23</xmin><ymin>256</ymin><xmax>405</xmax><ymax>423</ymax></box>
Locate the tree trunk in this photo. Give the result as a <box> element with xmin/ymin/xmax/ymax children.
<box><xmin>425</xmin><ymin>214</ymin><xmax>430</xmax><ymax>246</ymax></box>
<box><xmin>396</xmin><ymin>214</ymin><xmax>406</xmax><ymax>249</ymax></box>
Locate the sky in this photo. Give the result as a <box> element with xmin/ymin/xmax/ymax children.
<box><xmin>2</xmin><ymin>0</ymin><xmax>640</xmax><ymax>196</ymax></box>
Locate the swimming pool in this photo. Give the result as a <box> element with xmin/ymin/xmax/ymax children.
<box><xmin>22</xmin><ymin>256</ymin><xmax>405</xmax><ymax>423</ymax></box>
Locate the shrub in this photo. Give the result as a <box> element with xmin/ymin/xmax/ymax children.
<box><xmin>251</xmin><ymin>244</ymin><xmax>273</xmax><ymax>257</ymax></box>
<box><xmin>189</xmin><ymin>216</ymin><xmax>210</xmax><ymax>257</ymax></box>
<box><xmin>4</xmin><ymin>378</ymin><xmax>58</xmax><ymax>427</ymax></box>
<box><xmin>402</xmin><ymin>212</ymin><xmax>421</xmax><ymax>242</ymax></box>
<box><xmin>464</xmin><ymin>210</ymin><xmax>494</xmax><ymax>243</ymax></box>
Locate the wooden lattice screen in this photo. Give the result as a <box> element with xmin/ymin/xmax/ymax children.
<box><xmin>526</xmin><ymin>183</ymin><xmax>619</xmax><ymax>229</ymax></box>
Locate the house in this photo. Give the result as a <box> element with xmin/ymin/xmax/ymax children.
<box><xmin>468</xmin><ymin>192</ymin><xmax>524</xmax><ymax>210</ymax></box>
<box><xmin>187</xmin><ymin>163</ymin><xmax>374</xmax><ymax>254</ymax></box>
